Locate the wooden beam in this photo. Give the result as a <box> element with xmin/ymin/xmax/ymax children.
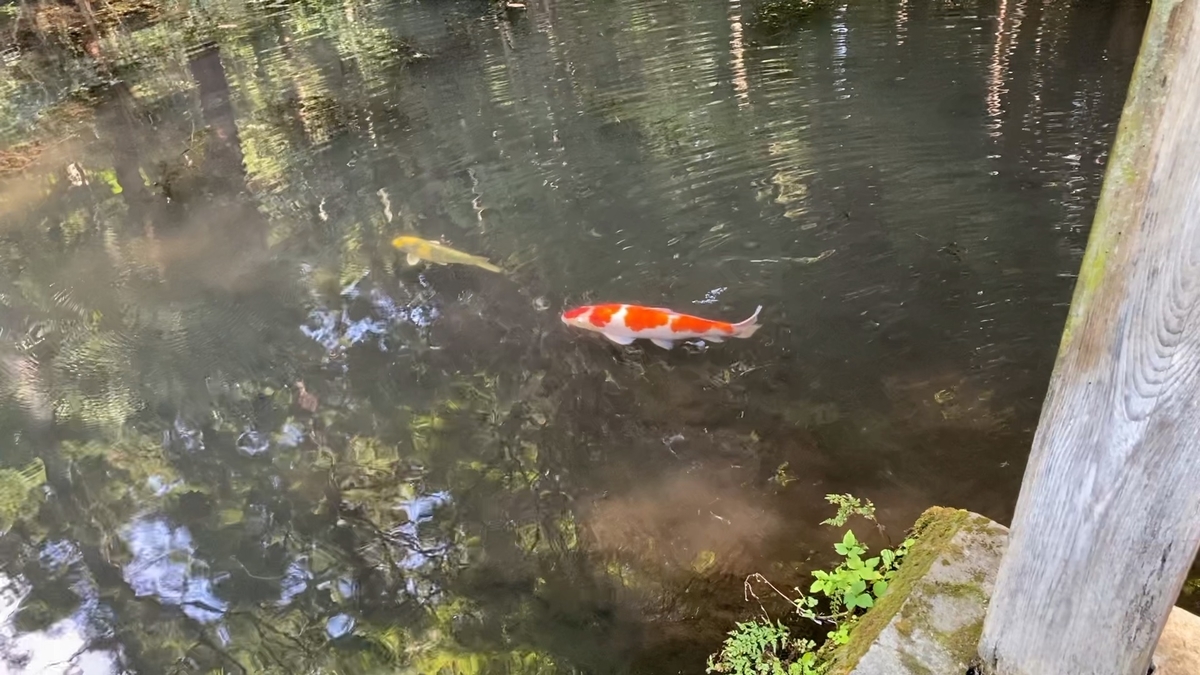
<box><xmin>977</xmin><ymin>0</ymin><xmax>1200</xmax><ymax>673</ymax></box>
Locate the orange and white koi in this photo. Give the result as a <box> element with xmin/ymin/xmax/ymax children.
<box><xmin>560</xmin><ymin>303</ymin><xmax>763</xmax><ymax>349</ymax></box>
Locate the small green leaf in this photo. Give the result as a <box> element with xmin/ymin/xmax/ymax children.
<box><xmin>848</xmin><ymin>579</ymin><xmax>867</xmax><ymax>595</ymax></box>
<box><xmin>873</xmin><ymin>580</ymin><xmax>889</xmax><ymax>596</ymax></box>
<box><xmin>881</xmin><ymin>549</ymin><xmax>895</xmax><ymax>566</ymax></box>
<box><xmin>858</xmin><ymin>594</ymin><xmax>875</xmax><ymax>608</ymax></box>
<box><xmin>842</xmin><ymin>531</ymin><xmax>858</xmax><ymax>548</ymax></box>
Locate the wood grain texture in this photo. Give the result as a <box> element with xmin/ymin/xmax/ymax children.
<box><xmin>978</xmin><ymin>0</ymin><xmax>1200</xmax><ymax>673</ymax></box>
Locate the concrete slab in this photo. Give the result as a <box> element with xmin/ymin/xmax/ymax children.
<box><xmin>1154</xmin><ymin>607</ymin><xmax>1200</xmax><ymax>675</ymax></box>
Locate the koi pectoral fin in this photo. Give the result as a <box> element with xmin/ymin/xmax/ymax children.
<box><xmin>406</xmin><ymin>253</ymin><xmax>422</xmax><ymax>266</ymax></box>
<box><xmin>650</xmin><ymin>339</ymin><xmax>676</xmax><ymax>350</ymax></box>
<box><xmin>705</xmin><ymin>336</ymin><xmax>725</xmax><ymax>343</ymax></box>
<box><xmin>603</xmin><ymin>334</ymin><xmax>636</xmax><ymax>345</ymax></box>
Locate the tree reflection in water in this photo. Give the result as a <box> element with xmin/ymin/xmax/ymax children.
<box><xmin>0</xmin><ymin>0</ymin><xmax>1146</xmax><ymax>670</ymax></box>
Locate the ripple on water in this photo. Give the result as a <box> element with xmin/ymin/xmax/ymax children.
<box><xmin>0</xmin><ymin>0</ymin><xmax>1149</xmax><ymax>670</ymax></box>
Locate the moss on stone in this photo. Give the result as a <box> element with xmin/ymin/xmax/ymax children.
<box><xmin>886</xmin><ymin>551</ymin><xmax>989</xmax><ymax>669</ymax></box>
<box><xmin>821</xmin><ymin>507</ymin><xmax>972</xmax><ymax>675</ymax></box>
<box><xmin>942</xmin><ymin>617</ymin><xmax>985</xmax><ymax>661</ymax></box>
<box><xmin>967</xmin><ymin>513</ymin><xmax>996</xmax><ymax>532</ymax></box>
<box><xmin>926</xmin><ymin>581</ymin><xmax>988</xmax><ymax>602</ymax></box>
<box><xmin>899</xmin><ymin>649</ymin><xmax>934</xmax><ymax>675</ymax></box>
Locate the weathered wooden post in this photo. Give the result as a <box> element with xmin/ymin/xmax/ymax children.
<box><xmin>977</xmin><ymin>0</ymin><xmax>1200</xmax><ymax>673</ymax></box>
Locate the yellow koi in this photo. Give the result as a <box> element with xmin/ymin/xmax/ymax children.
<box><xmin>391</xmin><ymin>236</ymin><xmax>503</xmax><ymax>273</ymax></box>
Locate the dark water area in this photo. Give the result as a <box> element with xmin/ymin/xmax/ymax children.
<box><xmin>0</xmin><ymin>0</ymin><xmax>1152</xmax><ymax>671</ymax></box>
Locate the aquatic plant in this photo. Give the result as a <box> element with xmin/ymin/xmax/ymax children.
<box><xmin>749</xmin><ymin>0</ymin><xmax>835</xmax><ymax>34</ymax></box>
<box><xmin>707</xmin><ymin>495</ymin><xmax>915</xmax><ymax>674</ymax></box>
<box><xmin>0</xmin><ymin>459</ymin><xmax>46</xmax><ymax>533</ymax></box>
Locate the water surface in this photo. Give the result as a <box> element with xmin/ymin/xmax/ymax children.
<box><xmin>0</xmin><ymin>0</ymin><xmax>1149</xmax><ymax>671</ymax></box>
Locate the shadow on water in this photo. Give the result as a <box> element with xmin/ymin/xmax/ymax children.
<box><xmin>0</xmin><ymin>0</ymin><xmax>1151</xmax><ymax>670</ymax></box>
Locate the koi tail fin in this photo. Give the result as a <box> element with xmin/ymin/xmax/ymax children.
<box><xmin>732</xmin><ymin>305</ymin><xmax>763</xmax><ymax>338</ymax></box>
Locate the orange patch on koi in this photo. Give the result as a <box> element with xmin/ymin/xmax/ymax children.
<box><xmin>671</xmin><ymin>314</ymin><xmax>733</xmax><ymax>334</ymax></box>
<box><xmin>589</xmin><ymin>305</ymin><xmax>619</xmax><ymax>327</ymax></box>
<box><xmin>623</xmin><ymin>306</ymin><xmax>670</xmax><ymax>332</ymax></box>
<box><xmin>562</xmin><ymin>307</ymin><xmax>588</xmax><ymax>320</ymax></box>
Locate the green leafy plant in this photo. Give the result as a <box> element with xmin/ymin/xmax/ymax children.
<box><xmin>799</xmin><ymin>530</ymin><xmax>913</xmax><ymax>644</ymax></box>
<box><xmin>706</xmin><ymin>620</ymin><xmax>820</xmax><ymax>675</ymax></box>
<box><xmin>708</xmin><ymin>494</ymin><xmax>916</xmax><ymax>674</ymax></box>
<box><xmin>820</xmin><ymin>493</ymin><xmax>875</xmax><ymax>527</ymax></box>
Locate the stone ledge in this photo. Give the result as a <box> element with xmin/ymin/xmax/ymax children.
<box><xmin>824</xmin><ymin>507</ymin><xmax>1200</xmax><ymax>675</ymax></box>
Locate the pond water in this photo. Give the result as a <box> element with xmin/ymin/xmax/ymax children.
<box><xmin>0</xmin><ymin>0</ymin><xmax>1151</xmax><ymax>671</ymax></box>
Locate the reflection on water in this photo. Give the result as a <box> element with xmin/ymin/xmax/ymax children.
<box><xmin>0</xmin><ymin>0</ymin><xmax>1148</xmax><ymax>670</ymax></box>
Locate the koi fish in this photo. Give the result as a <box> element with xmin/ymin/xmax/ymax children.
<box><xmin>391</xmin><ymin>236</ymin><xmax>503</xmax><ymax>273</ymax></box>
<box><xmin>561</xmin><ymin>303</ymin><xmax>763</xmax><ymax>349</ymax></box>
